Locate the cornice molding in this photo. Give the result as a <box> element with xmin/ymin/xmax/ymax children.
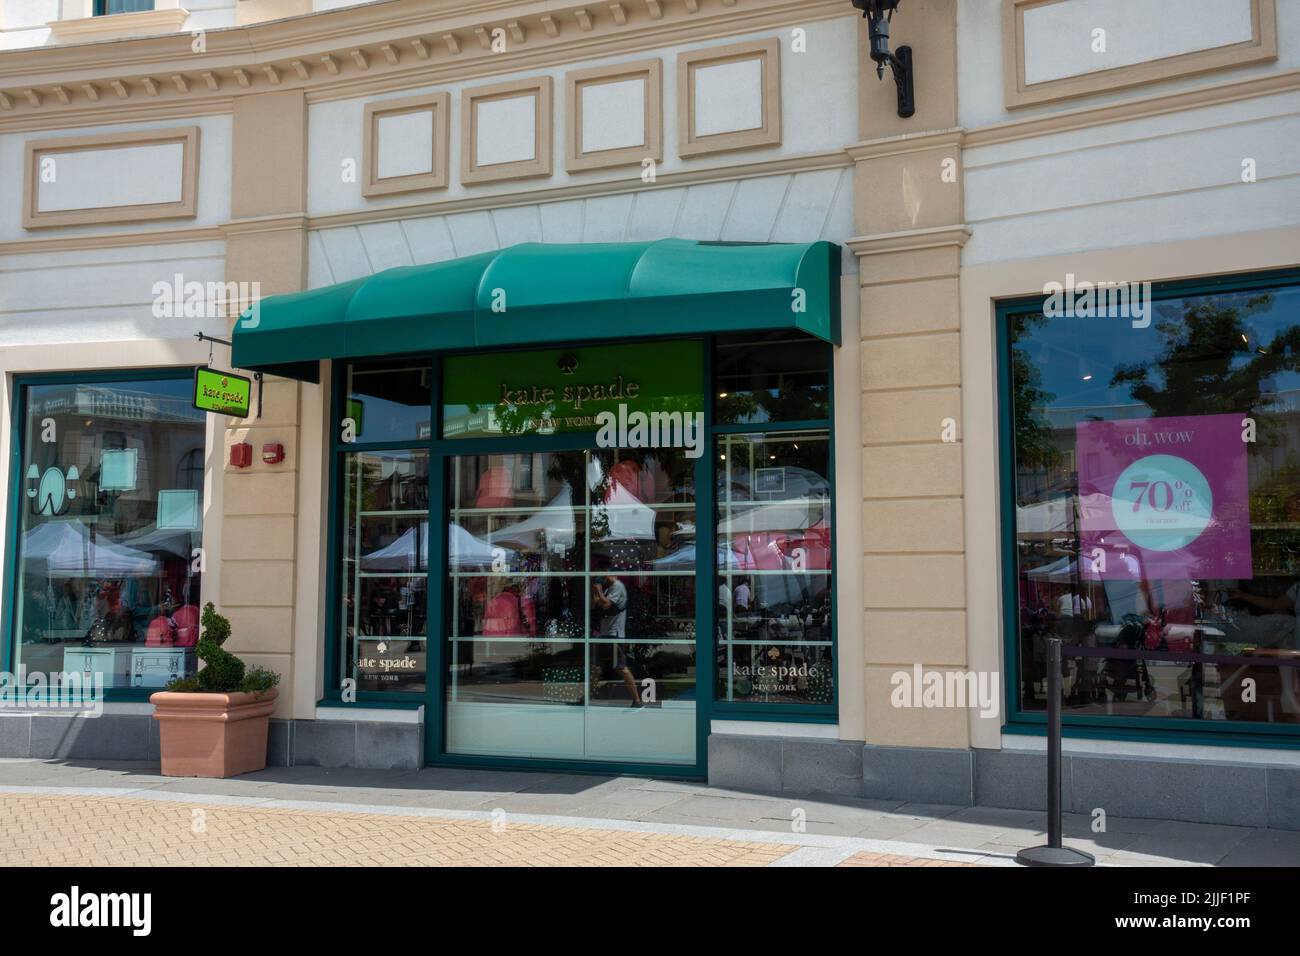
<box><xmin>966</xmin><ymin>67</ymin><xmax>1300</xmax><ymax>150</ymax></box>
<box><xmin>220</xmin><ymin>214</ymin><xmax>310</xmax><ymax>237</ymax></box>
<box><xmin>0</xmin><ymin>0</ymin><xmax>848</xmax><ymax>133</ymax></box>
<box><xmin>845</xmin><ymin>127</ymin><xmax>966</xmax><ymax>162</ymax></box>
<box><xmin>847</xmin><ymin>224</ymin><xmax>972</xmax><ymax>257</ymax></box>
<box><xmin>0</xmin><ymin>225</ymin><xmax>224</xmax><ymax>257</ymax></box>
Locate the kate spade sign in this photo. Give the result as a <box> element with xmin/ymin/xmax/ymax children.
<box><xmin>442</xmin><ymin>341</ymin><xmax>702</xmax><ymax>438</ymax></box>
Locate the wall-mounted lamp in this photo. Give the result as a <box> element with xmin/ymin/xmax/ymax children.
<box><xmin>852</xmin><ymin>0</ymin><xmax>915</xmax><ymax>118</ymax></box>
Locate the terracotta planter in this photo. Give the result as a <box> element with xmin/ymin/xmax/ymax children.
<box><xmin>150</xmin><ymin>689</ymin><xmax>278</xmax><ymax>778</ymax></box>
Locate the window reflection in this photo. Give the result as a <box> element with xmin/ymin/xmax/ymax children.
<box><xmin>1010</xmin><ymin>281</ymin><xmax>1300</xmax><ymax>725</ymax></box>
<box><xmin>13</xmin><ymin>377</ymin><xmax>206</xmax><ymax>689</ymax></box>
<box><xmin>445</xmin><ymin>449</ymin><xmax>698</xmax><ymax>764</ymax></box>
<box><xmin>715</xmin><ymin>332</ymin><xmax>831</xmax><ymax>424</ymax></box>
<box><xmin>716</xmin><ymin>431</ymin><xmax>833</xmax><ymax>705</ymax></box>
<box><xmin>341</xmin><ymin>450</ymin><xmax>429</xmax><ymax>692</ymax></box>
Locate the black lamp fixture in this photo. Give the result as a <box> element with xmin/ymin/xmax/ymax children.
<box><xmin>852</xmin><ymin>0</ymin><xmax>915</xmax><ymax>118</ymax></box>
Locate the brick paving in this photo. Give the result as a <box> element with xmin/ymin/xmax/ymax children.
<box><xmin>837</xmin><ymin>852</ymin><xmax>980</xmax><ymax>867</ymax></box>
<box><xmin>0</xmin><ymin>794</ymin><xmax>801</xmax><ymax>867</ymax></box>
<box><xmin>0</xmin><ymin>793</ymin><xmax>991</xmax><ymax>867</ymax></box>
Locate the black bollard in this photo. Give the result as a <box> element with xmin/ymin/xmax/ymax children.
<box><xmin>1016</xmin><ymin>638</ymin><xmax>1095</xmax><ymax>867</ymax></box>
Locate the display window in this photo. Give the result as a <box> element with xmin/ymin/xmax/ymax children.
<box><xmin>5</xmin><ymin>372</ymin><xmax>207</xmax><ymax>693</ymax></box>
<box><xmin>1002</xmin><ymin>271</ymin><xmax>1300</xmax><ymax>737</ymax></box>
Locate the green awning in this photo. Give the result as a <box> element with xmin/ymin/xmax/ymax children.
<box><xmin>231</xmin><ymin>239</ymin><xmax>841</xmax><ymax>380</ymax></box>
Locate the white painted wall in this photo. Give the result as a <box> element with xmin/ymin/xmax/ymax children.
<box><xmin>959</xmin><ymin>0</ymin><xmax>1300</xmax><ymax>265</ymax></box>
<box><xmin>306</xmin><ymin>167</ymin><xmax>857</xmax><ymax>289</ymax></box>
<box><xmin>376</xmin><ymin>110</ymin><xmax>434</xmax><ymax>179</ymax></box>
<box><xmin>37</xmin><ymin>141</ymin><xmax>185</xmax><ymax>212</ymax></box>
<box><xmin>474</xmin><ymin>93</ymin><xmax>537</xmax><ymax>166</ymax></box>
<box><xmin>0</xmin><ymin>0</ymin><xmax>57</xmax><ymax>48</ymax></box>
<box><xmin>693</xmin><ymin>58</ymin><xmax>765</xmax><ymax>136</ymax></box>
<box><xmin>580</xmin><ymin>77</ymin><xmax>646</xmax><ymax>153</ymax></box>
<box><xmin>0</xmin><ymin>114</ymin><xmax>233</xmax><ymax>241</ymax></box>
<box><xmin>182</xmin><ymin>0</ymin><xmax>238</xmax><ymax>32</ymax></box>
<box><xmin>959</xmin><ymin>0</ymin><xmax>1300</xmax><ymax>130</ymax></box>
<box><xmin>0</xmin><ymin>240</ymin><xmax>229</xmax><ymax>346</ymax></box>
<box><xmin>1022</xmin><ymin>0</ymin><xmax>1254</xmax><ymax>86</ymax></box>
<box><xmin>308</xmin><ymin>18</ymin><xmax>859</xmax><ymax>216</ymax></box>
<box><xmin>0</xmin><ymin>0</ymin><xmax>236</xmax><ymax>46</ymax></box>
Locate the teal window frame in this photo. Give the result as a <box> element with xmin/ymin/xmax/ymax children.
<box><xmin>997</xmin><ymin>267</ymin><xmax>1300</xmax><ymax>749</ymax></box>
<box><xmin>93</xmin><ymin>0</ymin><xmax>155</xmax><ymax>14</ymax></box>
<box><xmin>2</xmin><ymin>367</ymin><xmax>206</xmax><ymax>704</ymax></box>
<box><xmin>321</xmin><ymin>333</ymin><xmax>839</xmax><ymax>776</ymax></box>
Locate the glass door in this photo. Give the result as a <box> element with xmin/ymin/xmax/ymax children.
<box><xmin>445</xmin><ymin>446</ymin><xmax>698</xmax><ymax>765</ymax></box>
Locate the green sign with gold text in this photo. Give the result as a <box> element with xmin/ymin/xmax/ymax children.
<box><xmin>442</xmin><ymin>341</ymin><xmax>703</xmax><ymax>438</ymax></box>
<box><xmin>193</xmin><ymin>366</ymin><xmax>252</xmax><ymax>417</ymax></box>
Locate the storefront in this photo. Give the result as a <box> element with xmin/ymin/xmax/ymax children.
<box><xmin>2</xmin><ymin>0</ymin><xmax>1298</xmax><ymax>829</ymax></box>
<box><xmin>230</xmin><ymin>239</ymin><xmax>840</xmax><ymax>773</ymax></box>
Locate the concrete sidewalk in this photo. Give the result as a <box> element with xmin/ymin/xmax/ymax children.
<box><xmin>1</xmin><ymin>758</ymin><xmax>1297</xmax><ymax>867</ymax></box>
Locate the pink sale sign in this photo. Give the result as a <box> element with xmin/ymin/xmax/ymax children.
<box><xmin>1075</xmin><ymin>414</ymin><xmax>1252</xmax><ymax>580</ymax></box>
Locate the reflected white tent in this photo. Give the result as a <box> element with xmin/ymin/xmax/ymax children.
<box><xmin>122</xmin><ymin>525</ymin><xmax>195</xmax><ymax>558</ymax></box>
<box><xmin>592</xmin><ymin>480</ymin><xmax>656</xmax><ymax>540</ymax></box>
<box><xmin>717</xmin><ymin>499</ymin><xmax>827</xmax><ymax>535</ymax></box>
<box><xmin>447</xmin><ymin>523</ymin><xmax>518</xmax><ymax>571</ymax></box>
<box><xmin>1016</xmin><ymin>494</ymin><xmax>1110</xmax><ymax>534</ymax></box>
<box><xmin>361</xmin><ymin>522</ymin><xmax>516</xmax><ymax>572</ymax></box>
<box><xmin>22</xmin><ymin>519</ymin><xmax>157</xmax><ymax>577</ymax></box>
<box><xmin>1023</xmin><ymin>555</ymin><xmax>1099</xmax><ymax>584</ymax></box>
<box><xmin>362</xmin><ymin>522</ymin><xmax>429</xmax><ymax>572</ymax></box>
<box><xmin>491</xmin><ymin>486</ymin><xmax>578</xmax><ymax>550</ymax></box>
<box><xmin>651</xmin><ymin>544</ymin><xmax>736</xmax><ymax>570</ymax></box>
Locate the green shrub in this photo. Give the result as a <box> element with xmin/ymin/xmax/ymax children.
<box><xmin>164</xmin><ymin>603</ymin><xmax>280</xmax><ymax>698</ymax></box>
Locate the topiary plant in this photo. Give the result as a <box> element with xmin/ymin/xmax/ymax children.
<box><xmin>166</xmin><ymin>602</ymin><xmax>280</xmax><ymax>697</ymax></box>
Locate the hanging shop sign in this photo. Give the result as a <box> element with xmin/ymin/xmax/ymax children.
<box><xmin>442</xmin><ymin>340</ymin><xmax>703</xmax><ymax>438</ymax></box>
<box><xmin>1075</xmin><ymin>413</ymin><xmax>1252</xmax><ymax>579</ymax></box>
<box><xmin>192</xmin><ymin>367</ymin><xmax>252</xmax><ymax>417</ymax></box>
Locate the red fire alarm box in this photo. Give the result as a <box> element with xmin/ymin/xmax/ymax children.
<box><xmin>229</xmin><ymin>442</ymin><xmax>253</xmax><ymax>469</ymax></box>
<box><xmin>262</xmin><ymin>443</ymin><xmax>285</xmax><ymax>465</ymax></box>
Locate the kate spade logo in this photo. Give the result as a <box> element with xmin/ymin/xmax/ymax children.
<box><xmin>557</xmin><ymin>353</ymin><xmax>578</xmax><ymax>375</ymax></box>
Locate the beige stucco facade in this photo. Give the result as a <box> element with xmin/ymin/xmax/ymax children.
<box><xmin>2</xmin><ymin>1</ymin><xmax>1299</xmax><ymax>818</ymax></box>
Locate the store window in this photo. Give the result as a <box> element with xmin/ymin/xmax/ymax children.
<box><xmin>1004</xmin><ymin>272</ymin><xmax>1300</xmax><ymax>732</ymax></box>
<box><xmin>446</xmin><ymin>447</ymin><xmax>697</xmax><ymax>763</ymax></box>
<box><xmin>95</xmin><ymin>0</ymin><xmax>155</xmax><ymax>14</ymax></box>
<box><xmin>329</xmin><ymin>333</ymin><xmax>838</xmax><ymax>733</ymax></box>
<box><xmin>714</xmin><ymin>333</ymin><xmax>834</xmax><ymax>709</ymax></box>
<box><xmin>8</xmin><ymin>374</ymin><xmax>207</xmax><ymax>691</ymax></box>
<box><xmin>715</xmin><ymin>331</ymin><xmax>830</xmax><ymax>425</ymax></box>
<box><xmin>335</xmin><ymin>360</ymin><xmax>432</xmax><ymax>694</ymax></box>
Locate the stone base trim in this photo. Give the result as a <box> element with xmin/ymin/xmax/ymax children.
<box><xmin>709</xmin><ymin>734</ymin><xmax>1300</xmax><ymax>831</ymax></box>
<box><xmin>0</xmin><ymin>713</ymin><xmax>423</xmax><ymax>771</ymax></box>
<box><xmin>269</xmin><ymin>719</ymin><xmax>422</xmax><ymax>770</ymax></box>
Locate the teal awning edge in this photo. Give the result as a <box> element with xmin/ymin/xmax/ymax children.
<box><xmin>231</xmin><ymin>239</ymin><xmax>842</xmax><ymax>379</ymax></box>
